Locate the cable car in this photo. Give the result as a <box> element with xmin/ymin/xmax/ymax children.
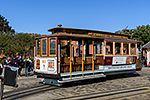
<box><xmin>34</xmin><ymin>25</ymin><xmax>142</xmax><ymax>86</ymax></box>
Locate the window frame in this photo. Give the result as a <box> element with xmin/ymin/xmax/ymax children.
<box><xmin>36</xmin><ymin>39</ymin><xmax>41</xmax><ymax>56</ymax></box>
<box><xmin>41</xmin><ymin>38</ymin><xmax>47</xmax><ymax>56</ymax></box>
<box><xmin>49</xmin><ymin>37</ymin><xmax>57</xmax><ymax>56</ymax></box>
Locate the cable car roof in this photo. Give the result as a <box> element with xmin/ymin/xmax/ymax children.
<box><xmin>47</xmin><ymin>26</ymin><xmax>131</xmax><ymax>37</ymax></box>
<box><xmin>35</xmin><ymin>33</ymin><xmax>142</xmax><ymax>43</ymax></box>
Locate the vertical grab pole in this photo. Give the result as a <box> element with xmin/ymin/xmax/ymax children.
<box><xmin>82</xmin><ymin>39</ymin><xmax>84</xmax><ymax>72</ymax></box>
<box><xmin>84</xmin><ymin>45</ymin><xmax>86</xmax><ymax>61</ymax></box>
<box><xmin>58</xmin><ymin>44</ymin><xmax>60</xmax><ymax>74</ymax></box>
<box><xmin>70</xmin><ymin>38</ymin><xmax>72</xmax><ymax>73</ymax></box>
<box><xmin>92</xmin><ymin>39</ymin><xmax>95</xmax><ymax>71</ymax></box>
<box><xmin>113</xmin><ymin>41</ymin><xmax>115</xmax><ymax>55</ymax></box>
<box><xmin>103</xmin><ymin>40</ymin><xmax>105</xmax><ymax>60</ymax></box>
<box><xmin>71</xmin><ymin>45</ymin><xmax>73</xmax><ymax>62</ymax></box>
<box><xmin>129</xmin><ymin>43</ymin><xmax>131</xmax><ymax>56</ymax></box>
<box><xmin>121</xmin><ymin>42</ymin><xmax>123</xmax><ymax>55</ymax></box>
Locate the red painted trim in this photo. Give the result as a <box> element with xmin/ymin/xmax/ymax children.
<box><xmin>47</xmin><ymin>38</ymin><xmax>49</xmax><ymax>56</ymax></box>
<box><xmin>35</xmin><ymin>40</ymin><xmax>37</xmax><ymax>56</ymax></box>
<box><xmin>56</xmin><ymin>36</ymin><xmax>59</xmax><ymax>74</ymax></box>
<box><xmin>40</xmin><ymin>39</ymin><xmax>42</xmax><ymax>56</ymax></box>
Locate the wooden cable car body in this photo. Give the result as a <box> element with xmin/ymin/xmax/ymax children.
<box><xmin>34</xmin><ymin>26</ymin><xmax>142</xmax><ymax>86</ymax></box>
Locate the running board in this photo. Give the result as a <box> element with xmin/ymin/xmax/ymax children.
<box><xmin>43</xmin><ymin>74</ymin><xmax>106</xmax><ymax>86</ymax></box>
<box><xmin>58</xmin><ymin>74</ymin><xmax>106</xmax><ymax>83</ymax></box>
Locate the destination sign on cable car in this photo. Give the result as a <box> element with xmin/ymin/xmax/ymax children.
<box><xmin>88</xmin><ymin>33</ymin><xmax>128</xmax><ymax>39</ymax></box>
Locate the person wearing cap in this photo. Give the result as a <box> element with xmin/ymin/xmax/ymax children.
<box><xmin>5</xmin><ymin>57</ymin><xmax>11</xmax><ymax>66</ymax></box>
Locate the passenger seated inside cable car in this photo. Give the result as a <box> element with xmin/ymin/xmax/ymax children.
<box><xmin>115</xmin><ymin>42</ymin><xmax>121</xmax><ymax>54</ymax></box>
<box><xmin>131</xmin><ymin>43</ymin><xmax>136</xmax><ymax>55</ymax></box>
<box><xmin>123</xmin><ymin>43</ymin><xmax>129</xmax><ymax>54</ymax></box>
<box><xmin>106</xmin><ymin>41</ymin><xmax>113</xmax><ymax>54</ymax></box>
<box><xmin>96</xmin><ymin>42</ymin><xmax>102</xmax><ymax>54</ymax></box>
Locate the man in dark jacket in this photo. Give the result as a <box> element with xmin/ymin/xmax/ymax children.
<box><xmin>11</xmin><ymin>56</ymin><xmax>18</xmax><ymax>67</ymax></box>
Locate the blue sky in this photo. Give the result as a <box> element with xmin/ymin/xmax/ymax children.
<box><xmin>1</xmin><ymin>0</ymin><xmax>150</xmax><ymax>34</ymax></box>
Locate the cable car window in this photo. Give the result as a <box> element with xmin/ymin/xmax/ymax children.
<box><xmin>50</xmin><ymin>38</ymin><xmax>56</xmax><ymax>55</ymax></box>
<box><xmin>36</xmin><ymin>39</ymin><xmax>40</xmax><ymax>55</ymax></box>
<box><xmin>123</xmin><ymin>43</ymin><xmax>129</xmax><ymax>54</ymax></box>
<box><xmin>96</xmin><ymin>43</ymin><xmax>102</xmax><ymax>54</ymax></box>
<box><xmin>42</xmin><ymin>39</ymin><xmax>47</xmax><ymax>55</ymax></box>
<box><xmin>106</xmin><ymin>41</ymin><xmax>113</xmax><ymax>54</ymax></box>
<box><xmin>131</xmin><ymin>43</ymin><xmax>136</xmax><ymax>55</ymax></box>
<box><xmin>115</xmin><ymin>42</ymin><xmax>121</xmax><ymax>54</ymax></box>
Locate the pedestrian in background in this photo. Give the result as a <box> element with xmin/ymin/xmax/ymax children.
<box><xmin>17</xmin><ymin>54</ymin><xmax>24</xmax><ymax>77</ymax></box>
<box><xmin>24</xmin><ymin>56</ymin><xmax>32</xmax><ymax>76</ymax></box>
<box><xmin>5</xmin><ymin>57</ymin><xmax>11</xmax><ymax>66</ymax></box>
<box><xmin>11</xmin><ymin>56</ymin><xmax>18</xmax><ymax>67</ymax></box>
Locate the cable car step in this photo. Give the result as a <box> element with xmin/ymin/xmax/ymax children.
<box><xmin>59</xmin><ymin>74</ymin><xmax>106</xmax><ymax>83</ymax></box>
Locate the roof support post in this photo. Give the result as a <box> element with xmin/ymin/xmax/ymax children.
<box><xmin>82</xmin><ymin>39</ymin><xmax>84</xmax><ymax>72</ymax></box>
<box><xmin>121</xmin><ymin>42</ymin><xmax>123</xmax><ymax>55</ymax></box>
<box><xmin>92</xmin><ymin>39</ymin><xmax>95</xmax><ymax>71</ymax></box>
<box><xmin>113</xmin><ymin>41</ymin><xmax>115</xmax><ymax>55</ymax></box>
<box><xmin>70</xmin><ymin>37</ymin><xmax>72</xmax><ymax>73</ymax></box>
<box><xmin>129</xmin><ymin>43</ymin><xmax>131</xmax><ymax>56</ymax></box>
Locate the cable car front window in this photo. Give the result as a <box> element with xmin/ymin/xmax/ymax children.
<box><xmin>37</xmin><ymin>39</ymin><xmax>40</xmax><ymax>55</ymax></box>
<box><xmin>50</xmin><ymin>38</ymin><xmax>56</xmax><ymax>55</ymax></box>
<box><xmin>42</xmin><ymin>39</ymin><xmax>47</xmax><ymax>55</ymax></box>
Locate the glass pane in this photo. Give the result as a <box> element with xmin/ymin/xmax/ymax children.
<box><xmin>106</xmin><ymin>42</ymin><xmax>113</xmax><ymax>54</ymax></box>
<box><xmin>96</xmin><ymin>43</ymin><xmax>102</xmax><ymax>54</ymax></box>
<box><xmin>123</xmin><ymin>43</ymin><xmax>129</xmax><ymax>54</ymax></box>
<box><xmin>115</xmin><ymin>43</ymin><xmax>121</xmax><ymax>54</ymax></box>
<box><xmin>42</xmin><ymin>39</ymin><xmax>47</xmax><ymax>55</ymax></box>
<box><xmin>50</xmin><ymin>38</ymin><xmax>56</xmax><ymax>55</ymax></box>
<box><xmin>37</xmin><ymin>40</ymin><xmax>40</xmax><ymax>55</ymax></box>
<box><xmin>131</xmin><ymin>43</ymin><xmax>136</xmax><ymax>54</ymax></box>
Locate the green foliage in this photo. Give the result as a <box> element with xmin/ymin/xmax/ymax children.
<box><xmin>0</xmin><ymin>14</ymin><xmax>40</xmax><ymax>62</ymax></box>
<box><xmin>0</xmin><ymin>15</ymin><xmax>15</xmax><ymax>34</ymax></box>
<box><xmin>115</xmin><ymin>25</ymin><xmax>150</xmax><ymax>47</ymax></box>
<box><xmin>14</xmin><ymin>33</ymin><xmax>40</xmax><ymax>57</ymax></box>
<box><xmin>60</xmin><ymin>40</ymin><xmax>67</xmax><ymax>57</ymax></box>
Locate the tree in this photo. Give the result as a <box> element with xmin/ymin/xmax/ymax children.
<box><xmin>0</xmin><ymin>14</ymin><xmax>16</xmax><ymax>56</ymax></box>
<box><xmin>0</xmin><ymin>14</ymin><xmax>15</xmax><ymax>34</ymax></box>
<box><xmin>14</xmin><ymin>33</ymin><xmax>40</xmax><ymax>58</ymax></box>
<box><xmin>115</xmin><ymin>25</ymin><xmax>150</xmax><ymax>46</ymax></box>
<box><xmin>0</xmin><ymin>14</ymin><xmax>40</xmax><ymax>58</ymax></box>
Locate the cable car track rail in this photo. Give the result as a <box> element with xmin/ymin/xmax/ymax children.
<box><xmin>56</xmin><ymin>86</ymin><xmax>150</xmax><ymax>100</ymax></box>
<box><xmin>3</xmin><ymin>85</ymin><xmax>58</xmax><ymax>100</ymax></box>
